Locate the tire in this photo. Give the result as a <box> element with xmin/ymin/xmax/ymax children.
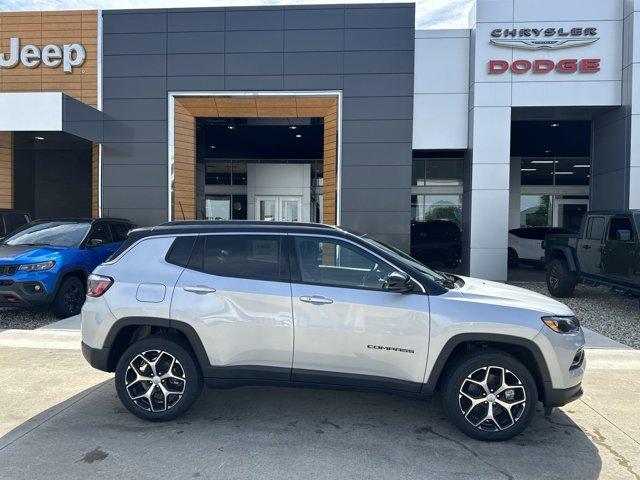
<box><xmin>115</xmin><ymin>335</ymin><xmax>203</xmax><ymax>422</ymax></box>
<box><xmin>51</xmin><ymin>276</ymin><xmax>85</xmax><ymax>319</ymax></box>
<box><xmin>546</xmin><ymin>258</ymin><xmax>577</xmax><ymax>298</ymax></box>
<box><xmin>507</xmin><ymin>248</ymin><xmax>519</xmax><ymax>269</ymax></box>
<box><xmin>444</xmin><ymin>248</ymin><xmax>460</xmax><ymax>268</ymax></box>
<box><xmin>442</xmin><ymin>350</ymin><xmax>538</xmax><ymax>441</ymax></box>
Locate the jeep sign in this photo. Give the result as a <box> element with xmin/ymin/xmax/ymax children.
<box><xmin>0</xmin><ymin>37</ymin><xmax>85</xmax><ymax>73</ymax></box>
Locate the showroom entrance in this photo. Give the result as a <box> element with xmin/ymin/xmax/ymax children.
<box><xmin>170</xmin><ymin>94</ymin><xmax>339</xmax><ymax>225</ymax></box>
<box><xmin>195</xmin><ymin>116</ymin><xmax>324</xmax><ymax>223</ymax></box>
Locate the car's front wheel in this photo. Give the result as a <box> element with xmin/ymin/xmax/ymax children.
<box><xmin>442</xmin><ymin>350</ymin><xmax>538</xmax><ymax>441</ymax></box>
<box><xmin>115</xmin><ymin>336</ymin><xmax>203</xmax><ymax>422</ymax></box>
<box><xmin>51</xmin><ymin>276</ymin><xmax>85</xmax><ymax>319</ymax></box>
<box><xmin>546</xmin><ymin>258</ymin><xmax>577</xmax><ymax>297</ymax></box>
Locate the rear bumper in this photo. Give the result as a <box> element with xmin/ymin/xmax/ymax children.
<box><xmin>81</xmin><ymin>341</ymin><xmax>112</xmax><ymax>372</ymax></box>
<box><xmin>0</xmin><ymin>280</ymin><xmax>54</xmax><ymax>307</ymax></box>
<box><xmin>543</xmin><ymin>382</ymin><xmax>583</xmax><ymax>407</ymax></box>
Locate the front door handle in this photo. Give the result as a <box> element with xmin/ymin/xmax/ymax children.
<box><xmin>183</xmin><ymin>285</ymin><xmax>216</xmax><ymax>295</ymax></box>
<box><xmin>299</xmin><ymin>295</ymin><xmax>334</xmax><ymax>305</ymax></box>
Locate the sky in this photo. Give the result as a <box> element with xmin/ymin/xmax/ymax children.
<box><xmin>0</xmin><ymin>0</ymin><xmax>475</xmax><ymax>29</ymax></box>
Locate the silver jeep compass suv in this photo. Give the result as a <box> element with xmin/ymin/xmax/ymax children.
<box><xmin>81</xmin><ymin>222</ymin><xmax>585</xmax><ymax>441</ymax></box>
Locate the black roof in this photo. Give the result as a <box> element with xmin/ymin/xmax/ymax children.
<box><xmin>131</xmin><ymin>220</ymin><xmax>341</xmax><ymax>238</ymax></box>
<box><xmin>29</xmin><ymin>217</ymin><xmax>133</xmax><ymax>224</ymax></box>
<box><xmin>586</xmin><ymin>210</ymin><xmax>640</xmax><ymax>215</ymax></box>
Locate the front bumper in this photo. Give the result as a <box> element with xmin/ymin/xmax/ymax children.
<box><xmin>81</xmin><ymin>341</ymin><xmax>112</xmax><ymax>372</ymax></box>
<box><xmin>543</xmin><ymin>382</ymin><xmax>583</xmax><ymax>407</ymax></box>
<box><xmin>0</xmin><ymin>280</ymin><xmax>54</xmax><ymax>307</ymax></box>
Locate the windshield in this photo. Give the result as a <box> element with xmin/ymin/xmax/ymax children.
<box><xmin>358</xmin><ymin>233</ymin><xmax>453</xmax><ymax>287</ymax></box>
<box><xmin>2</xmin><ymin>222</ymin><xmax>91</xmax><ymax>248</ymax></box>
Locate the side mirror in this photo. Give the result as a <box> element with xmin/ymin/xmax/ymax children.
<box><xmin>87</xmin><ymin>238</ymin><xmax>104</xmax><ymax>248</ymax></box>
<box><xmin>383</xmin><ymin>271</ymin><xmax>413</xmax><ymax>293</ymax></box>
<box><xmin>617</xmin><ymin>230</ymin><xmax>632</xmax><ymax>242</ymax></box>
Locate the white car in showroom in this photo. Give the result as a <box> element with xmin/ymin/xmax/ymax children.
<box><xmin>508</xmin><ymin>227</ymin><xmax>576</xmax><ymax>268</ymax></box>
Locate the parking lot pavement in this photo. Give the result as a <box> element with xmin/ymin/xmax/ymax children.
<box><xmin>0</xmin><ymin>334</ymin><xmax>639</xmax><ymax>480</ymax></box>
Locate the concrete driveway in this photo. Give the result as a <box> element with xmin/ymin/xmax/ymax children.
<box><xmin>0</xmin><ymin>328</ymin><xmax>639</xmax><ymax>480</ymax></box>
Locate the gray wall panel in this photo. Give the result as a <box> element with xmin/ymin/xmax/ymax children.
<box><xmin>103</xmin><ymin>120</ymin><xmax>167</xmax><ymax>143</ymax></box>
<box><xmin>284</xmin><ymin>8</ymin><xmax>345</xmax><ymax>30</ymax></box>
<box><xmin>104</xmin><ymin>99</ymin><xmax>168</xmax><ymax>121</ymax></box>
<box><xmin>225</xmin><ymin>53</ymin><xmax>284</xmax><ymax>75</ymax></box>
<box><xmin>103</xmin><ymin>33</ymin><xmax>167</xmax><ymax>55</ymax></box>
<box><xmin>102</xmin><ymin>4</ymin><xmax>415</xmax><ymax>242</ymax></box>
<box><xmin>103</xmin><ymin>54</ymin><xmax>166</xmax><ymax>77</ymax></box>
<box><xmin>345</xmin><ymin>28</ymin><xmax>415</xmax><ymax>51</ymax></box>
<box><xmin>168</xmin><ymin>11</ymin><xmax>225</xmax><ymax>32</ymax></box>
<box><xmin>226</xmin><ymin>8</ymin><xmax>284</xmax><ymax>31</ymax></box>
<box><xmin>103</xmin><ymin>77</ymin><xmax>167</xmax><ymax>99</ymax></box>
<box><xmin>168</xmin><ymin>32</ymin><xmax>225</xmax><ymax>54</ymax></box>
<box><xmin>226</xmin><ymin>30</ymin><xmax>284</xmax><ymax>52</ymax></box>
<box><xmin>103</xmin><ymin>12</ymin><xmax>167</xmax><ymax>34</ymax></box>
<box><xmin>102</xmin><ymin>143</ymin><xmax>167</xmax><ymax>165</ymax></box>
<box><xmin>284</xmin><ymin>29</ymin><xmax>344</xmax><ymax>52</ymax></box>
<box><xmin>167</xmin><ymin>54</ymin><xmax>224</xmax><ymax>76</ymax></box>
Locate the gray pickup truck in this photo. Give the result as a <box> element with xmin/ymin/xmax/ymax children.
<box><xmin>543</xmin><ymin>210</ymin><xmax>640</xmax><ymax>298</ymax></box>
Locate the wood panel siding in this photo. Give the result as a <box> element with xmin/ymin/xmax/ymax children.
<box><xmin>0</xmin><ymin>132</ymin><xmax>11</xmax><ymax>209</ymax></box>
<box><xmin>172</xmin><ymin>96</ymin><xmax>338</xmax><ymax>224</ymax></box>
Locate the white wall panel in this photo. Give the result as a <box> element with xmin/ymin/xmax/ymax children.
<box><xmin>412</xmin><ymin>93</ymin><xmax>468</xmax><ymax>149</ymax></box>
<box><xmin>0</xmin><ymin>92</ymin><xmax>63</xmax><ymax>131</ymax></box>
<box><xmin>514</xmin><ymin>0</ymin><xmax>622</xmax><ymax>22</ymax></box>
<box><xmin>512</xmin><ymin>81</ymin><xmax>622</xmax><ymax>107</ymax></box>
<box><xmin>414</xmin><ymin>36</ymin><xmax>470</xmax><ymax>94</ymax></box>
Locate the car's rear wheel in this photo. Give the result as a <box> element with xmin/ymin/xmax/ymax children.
<box><xmin>51</xmin><ymin>276</ymin><xmax>85</xmax><ymax>319</ymax></box>
<box><xmin>546</xmin><ymin>258</ymin><xmax>577</xmax><ymax>297</ymax></box>
<box><xmin>115</xmin><ymin>336</ymin><xmax>203</xmax><ymax>422</ymax></box>
<box><xmin>442</xmin><ymin>350</ymin><xmax>538</xmax><ymax>441</ymax></box>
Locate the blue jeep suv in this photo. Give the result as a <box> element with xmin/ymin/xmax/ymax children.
<box><xmin>0</xmin><ymin>218</ymin><xmax>135</xmax><ymax>318</ymax></box>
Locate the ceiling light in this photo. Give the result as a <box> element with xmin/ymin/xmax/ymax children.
<box><xmin>209</xmin><ymin>145</ymin><xmax>216</xmax><ymax>149</ymax></box>
<box><xmin>544</xmin><ymin>149</ymin><xmax>552</xmax><ymax>154</ymax></box>
<box><xmin>531</xmin><ymin>160</ymin><xmax>555</xmax><ymax>164</ymax></box>
<box><xmin>555</xmin><ymin>172</ymin><xmax>574</xmax><ymax>175</ymax></box>
<box><xmin>35</xmin><ymin>136</ymin><xmax>44</xmax><ymax>141</ymax></box>
<box><xmin>289</xmin><ymin>126</ymin><xmax>297</xmax><ymax>130</ymax></box>
<box><xmin>521</xmin><ymin>168</ymin><xmax>537</xmax><ymax>172</ymax></box>
<box><xmin>296</xmin><ymin>134</ymin><xmax>302</xmax><ymax>138</ymax></box>
<box><xmin>573</xmin><ymin>164</ymin><xmax>590</xmax><ymax>168</ymax></box>
<box><xmin>550</xmin><ymin>123</ymin><xmax>560</xmax><ymax>127</ymax></box>
<box><xmin>227</xmin><ymin>125</ymin><xmax>235</xmax><ymax>130</ymax></box>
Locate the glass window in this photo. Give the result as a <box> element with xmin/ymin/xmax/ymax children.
<box><xmin>520</xmin><ymin>157</ymin><xmax>590</xmax><ymax>186</ymax></box>
<box><xmin>608</xmin><ymin>217</ymin><xmax>634</xmax><ymax>241</ymax></box>
<box><xmin>293</xmin><ymin>236</ymin><xmax>395</xmax><ymax>290</ymax></box>
<box><xmin>206</xmin><ymin>195</ymin><xmax>231</xmax><ymax>220</ymax></box>
<box><xmin>412</xmin><ymin>158</ymin><xmax>463</xmax><ymax>186</ymax></box>
<box><xmin>520</xmin><ymin>195</ymin><xmax>552</xmax><ymax>227</ymax></box>
<box><xmin>2</xmin><ymin>222</ymin><xmax>90</xmax><ymax>248</ymax></box>
<box><xmin>205</xmin><ymin>161</ymin><xmax>232</xmax><ymax>185</ymax></box>
<box><xmin>411</xmin><ymin>195</ymin><xmax>462</xmax><ymax>225</ymax></box>
<box><xmin>88</xmin><ymin>223</ymin><xmax>114</xmax><ymax>245</ymax></box>
<box><xmin>190</xmin><ymin>234</ymin><xmax>287</xmax><ymax>282</ymax></box>
<box><xmin>586</xmin><ymin>216</ymin><xmax>605</xmax><ymax>241</ymax></box>
<box><xmin>110</xmin><ymin>223</ymin><xmax>132</xmax><ymax>242</ymax></box>
<box><xmin>165</xmin><ymin>236</ymin><xmax>196</xmax><ymax>268</ymax></box>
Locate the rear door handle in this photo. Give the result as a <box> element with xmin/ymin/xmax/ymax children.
<box><xmin>299</xmin><ymin>295</ymin><xmax>334</xmax><ymax>305</ymax></box>
<box><xmin>183</xmin><ymin>285</ymin><xmax>216</xmax><ymax>295</ymax></box>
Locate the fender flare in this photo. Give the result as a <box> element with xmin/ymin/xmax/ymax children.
<box><xmin>422</xmin><ymin>333</ymin><xmax>552</xmax><ymax>399</ymax></box>
<box><xmin>102</xmin><ymin>316</ymin><xmax>210</xmax><ymax>371</ymax></box>
<box><xmin>547</xmin><ymin>245</ymin><xmax>577</xmax><ymax>272</ymax></box>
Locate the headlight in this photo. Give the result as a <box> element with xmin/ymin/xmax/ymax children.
<box><xmin>18</xmin><ymin>260</ymin><xmax>56</xmax><ymax>272</ymax></box>
<box><xmin>542</xmin><ymin>316</ymin><xmax>580</xmax><ymax>334</ymax></box>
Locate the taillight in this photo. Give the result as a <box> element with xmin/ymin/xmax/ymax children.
<box><xmin>87</xmin><ymin>274</ymin><xmax>113</xmax><ymax>297</ymax></box>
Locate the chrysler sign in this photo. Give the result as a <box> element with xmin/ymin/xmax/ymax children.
<box><xmin>490</xmin><ymin>27</ymin><xmax>600</xmax><ymax>50</ymax></box>
<box><xmin>0</xmin><ymin>38</ymin><xmax>85</xmax><ymax>73</ymax></box>
<box><xmin>489</xmin><ymin>26</ymin><xmax>601</xmax><ymax>75</ymax></box>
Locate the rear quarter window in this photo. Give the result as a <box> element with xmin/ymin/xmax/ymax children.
<box><xmin>165</xmin><ymin>236</ymin><xmax>197</xmax><ymax>267</ymax></box>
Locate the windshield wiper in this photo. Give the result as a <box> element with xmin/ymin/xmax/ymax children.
<box><xmin>14</xmin><ymin>243</ymin><xmax>52</xmax><ymax>247</ymax></box>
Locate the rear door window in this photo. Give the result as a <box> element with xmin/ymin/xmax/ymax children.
<box><xmin>188</xmin><ymin>234</ymin><xmax>289</xmax><ymax>282</ymax></box>
<box><xmin>607</xmin><ymin>217</ymin><xmax>634</xmax><ymax>241</ymax></box>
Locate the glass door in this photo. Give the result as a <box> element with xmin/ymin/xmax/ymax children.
<box><xmin>256</xmin><ymin>196</ymin><xmax>302</xmax><ymax>222</ymax></box>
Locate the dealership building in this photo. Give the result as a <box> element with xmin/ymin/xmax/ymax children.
<box><xmin>0</xmin><ymin>0</ymin><xmax>636</xmax><ymax>281</ymax></box>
